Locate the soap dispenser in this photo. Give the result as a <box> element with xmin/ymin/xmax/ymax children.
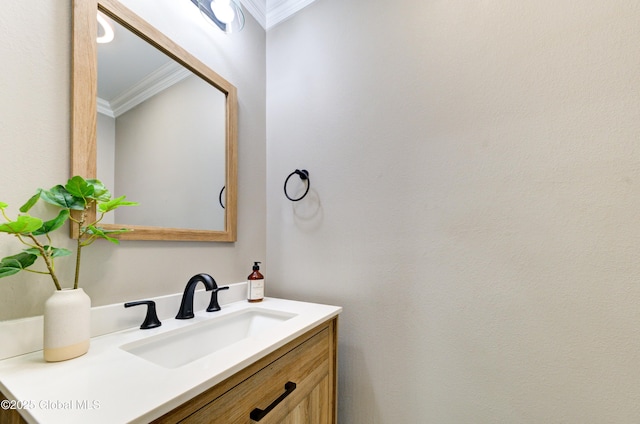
<box><xmin>247</xmin><ymin>262</ymin><xmax>264</xmax><ymax>303</ymax></box>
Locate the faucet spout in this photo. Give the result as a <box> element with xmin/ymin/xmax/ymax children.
<box><xmin>176</xmin><ymin>273</ymin><xmax>216</xmax><ymax>319</ymax></box>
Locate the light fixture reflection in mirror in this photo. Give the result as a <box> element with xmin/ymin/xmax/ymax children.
<box><xmin>97</xmin><ymin>12</ymin><xmax>114</xmax><ymax>43</ymax></box>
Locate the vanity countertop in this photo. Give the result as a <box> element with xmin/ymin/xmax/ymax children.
<box><xmin>0</xmin><ymin>298</ymin><xmax>341</xmax><ymax>424</ymax></box>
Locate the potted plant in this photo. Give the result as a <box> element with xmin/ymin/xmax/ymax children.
<box><xmin>0</xmin><ymin>176</ymin><xmax>137</xmax><ymax>361</ymax></box>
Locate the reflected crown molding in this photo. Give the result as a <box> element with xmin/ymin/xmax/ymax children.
<box><xmin>97</xmin><ymin>62</ymin><xmax>190</xmax><ymax>118</ymax></box>
<box><xmin>239</xmin><ymin>0</ymin><xmax>317</xmax><ymax>30</ymax></box>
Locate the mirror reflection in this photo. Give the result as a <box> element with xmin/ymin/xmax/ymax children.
<box><xmin>97</xmin><ymin>15</ymin><xmax>226</xmax><ymax>231</ymax></box>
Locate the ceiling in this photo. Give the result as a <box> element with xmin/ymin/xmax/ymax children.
<box><xmin>96</xmin><ymin>0</ymin><xmax>319</xmax><ymax>112</ymax></box>
<box><xmin>239</xmin><ymin>0</ymin><xmax>318</xmax><ymax>29</ymax></box>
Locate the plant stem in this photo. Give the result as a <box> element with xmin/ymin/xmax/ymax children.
<box><xmin>73</xmin><ymin>208</ymin><xmax>87</xmax><ymax>290</ymax></box>
<box><xmin>74</xmin><ymin>239</ymin><xmax>82</xmax><ymax>290</ymax></box>
<box><xmin>27</xmin><ymin>235</ymin><xmax>62</xmax><ymax>291</ymax></box>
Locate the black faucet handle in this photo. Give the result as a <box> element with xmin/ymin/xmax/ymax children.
<box><xmin>124</xmin><ymin>300</ymin><xmax>162</xmax><ymax>329</ymax></box>
<box><xmin>206</xmin><ymin>286</ymin><xmax>230</xmax><ymax>312</ymax></box>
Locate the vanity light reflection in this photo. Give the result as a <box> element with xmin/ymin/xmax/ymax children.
<box><xmin>97</xmin><ymin>12</ymin><xmax>114</xmax><ymax>44</ymax></box>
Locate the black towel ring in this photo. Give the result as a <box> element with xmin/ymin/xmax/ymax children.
<box><xmin>284</xmin><ymin>169</ymin><xmax>310</xmax><ymax>201</ymax></box>
<box><xmin>218</xmin><ymin>185</ymin><xmax>226</xmax><ymax>209</ymax></box>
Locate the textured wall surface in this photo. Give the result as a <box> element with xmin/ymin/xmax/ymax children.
<box><xmin>267</xmin><ymin>0</ymin><xmax>640</xmax><ymax>422</ymax></box>
<box><xmin>0</xmin><ymin>0</ymin><xmax>266</xmax><ymax>319</ymax></box>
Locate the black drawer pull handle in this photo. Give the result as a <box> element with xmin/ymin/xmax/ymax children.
<box><xmin>250</xmin><ymin>381</ymin><xmax>297</xmax><ymax>421</ymax></box>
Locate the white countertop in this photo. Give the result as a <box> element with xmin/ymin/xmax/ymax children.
<box><xmin>0</xmin><ymin>298</ymin><xmax>341</xmax><ymax>424</ymax></box>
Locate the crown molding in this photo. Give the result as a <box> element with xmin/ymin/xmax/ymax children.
<box><xmin>97</xmin><ymin>97</ymin><xmax>115</xmax><ymax>118</ymax></box>
<box><xmin>98</xmin><ymin>62</ymin><xmax>190</xmax><ymax>118</ymax></box>
<box><xmin>238</xmin><ymin>0</ymin><xmax>317</xmax><ymax>30</ymax></box>
<box><xmin>239</xmin><ymin>0</ymin><xmax>266</xmax><ymax>29</ymax></box>
<box><xmin>266</xmin><ymin>0</ymin><xmax>316</xmax><ymax>29</ymax></box>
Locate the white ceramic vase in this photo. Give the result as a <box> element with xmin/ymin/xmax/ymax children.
<box><xmin>43</xmin><ymin>288</ymin><xmax>91</xmax><ymax>362</ymax></box>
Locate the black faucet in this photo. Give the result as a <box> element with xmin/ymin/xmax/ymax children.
<box><xmin>176</xmin><ymin>273</ymin><xmax>216</xmax><ymax>319</ymax></box>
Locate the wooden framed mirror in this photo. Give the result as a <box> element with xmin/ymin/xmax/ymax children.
<box><xmin>72</xmin><ymin>0</ymin><xmax>237</xmax><ymax>241</ymax></box>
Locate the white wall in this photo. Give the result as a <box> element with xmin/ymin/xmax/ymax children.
<box><xmin>97</xmin><ymin>113</ymin><xmax>116</xmax><ymax>224</ymax></box>
<box><xmin>267</xmin><ymin>0</ymin><xmax>640</xmax><ymax>422</ymax></box>
<box><xmin>0</xmin><ymin>0</ymin><xmax>266</xmax><ymax>320</ymax></box>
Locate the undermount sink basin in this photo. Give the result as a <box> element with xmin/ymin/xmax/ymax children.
<box><xmin>120</xmin><ymin>308</ymin><xmax>297</xmax><ymax>368</ymax></box>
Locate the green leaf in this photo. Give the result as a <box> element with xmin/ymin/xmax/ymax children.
<box><xmin>85</xmin><ymin>179</ymin><xmax>111</xmax><ymax>202</ymax></box>
<box><xmin>86</xmin><ymin>225</ymin><xmax>120</xmax><ymax>244</ymax></box>
<box><xmin>32</xmin><ymin>210</ymin><xmax>70</xmax><ymax>235</ymax></box>
<box><xmin>65</xmin><ymin>176</ymin><xmax>94</xmax><ymax>200</ymax></box>
<box><xmin>93</xmin><ymin>227</ymin><xmax>132</xmax><ymax>237</ymax></box>
<box><xmin>40</xmin><ymin>185</ymin><xmax>86</xmax><ymax>210</ymax></box>
<box><xmin>98</xmin><ymin>196</ymin><xmax>138</xmax><ymax>213</ymax></box>
<box><xmin>0</xmin><ymin>215</ymin><xmax>43</xmax><ymax>234</ymax></box>
<box><xmin>0</xmin><ymin>261</ymin><xmax>22</xmax><ymax>278</ymax></box>
<box><xmin>0</xmin><ymin>253</ymin><xmax>38</xmax><ymax>278</ymax></box>
<box><xmin>19</xmin><ymin>190</ymin><xmax>43</xmax><ymax>213</ymax></box>
<box><xmin>0</xmin><ymin>202</ymin><xmax>9</xmax><ymax>209</ymax></box>
<box><xmin>24</xmin><ymin>246</ymin><xmax>72</xmax><ymax>258</ymax></box>
<box><xmin>100</xmin><ymin>228</ymin><xmax>131</xmax><ymax>234</ymax></box>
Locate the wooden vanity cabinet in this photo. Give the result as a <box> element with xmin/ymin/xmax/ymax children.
<box><xmin>0</xmin><ymin>318</ymin><xmax>338</xmax><ymax>424</ymax></box>
<box><xmin>0</xmin><ymin>391</ymin><xmax>26</xmax><ymax>424</ymax></box>
<box><xmin>152</xmin><ymin>317</ymin><xmax>338</xmax><ymax>424</ymax></box>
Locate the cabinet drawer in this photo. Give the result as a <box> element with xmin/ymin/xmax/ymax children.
<box><xmin>182</xmin><ymin>327</ymin><xmax>330</xmax><ymax>423</ymax></box>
